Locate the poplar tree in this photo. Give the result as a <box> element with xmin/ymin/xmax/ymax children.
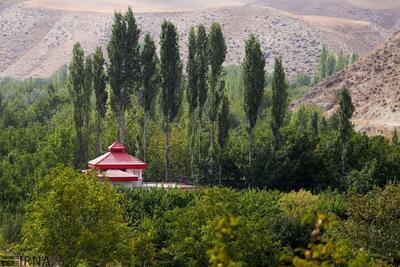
<box><xmin>82</xmin><ymin>55</ymin><xmax>93</xmax><ymax>163</ymax></box>
<box><xmin>337</xmin><ymin>51</ymin><xmax>349</xmax><ymax>71</ymax></box>
<box><xmin>217</xmin><ymin>94</ymin><xmax>230</xmax><ymax>184</ymax></box>
<box><xmin>140</xmin><ymin>34</ymin><xmax>160</xmax><ymax>162</ymax></box>
<box><xmin>243</xmin><ymin>34</ymin><xmax>265</xmax><ymax>165</ymax></box>
<box><xmin>160</xmin><ymin>20</ymin><xmax>183</xmax><ymax>181</ymax></box>
<box><xmin>0</xmin><ymin>92</ymin><xmax>3</xmax><ymax>114</ymax></box>
<box><xmin>93</xmin><ymin>47</ymin><xmax>108</xmax><ymax>155</ymax></box>
<box><xmin>326</xmin><ymin>53</ymin><xmax>337</xmax><ymax>76</ymax></box>
<box><xmin>83</xmin><ymin>55</ymin><xmax>93</xmax><ymax>129</ymax></box>
<box><xmin>208</xmin><ymin>22</ymin><xmax>226</xmax><ymax>177</ymax></box>
<box><xmin>271</xmin><ymin>58</ymin><xmax>288</xmax><ymax>150</ymax></box>
<box><xmin>107</xmin><ymin>8</ymin><xmax>141</xmax><ymax>144</ymax></box>
<box><xmin>68</xmin><ymin>42</ymin><xmax>86</xmax><ymax>168</ymax></box>
<box><xmin>186</xmin><ymin>27</ymin><xmax>198</xmax><ymax>180</ymax></box>
<box><xmin>196</xmin><ymin>24</ymin><xmax>209</xmax><ymax>179</ymax></box>
<box><xmin>318</xmin><ymin>45</ymin><xmax>328</xmax><ymax>79</ymax></box>
<box><xmin>311</xmin><ymin>111</ymin><xmax>319</xmax><ymax>138</ymax></box>
<box><xmin>338</xmin><ymin>86</ymin><xmax>354</xmax><ymax>175</ymax></box>
<box><xmin>392</xmin><ymin>128</ymin><xmax>399</xmax><ymax>145</ymax></box>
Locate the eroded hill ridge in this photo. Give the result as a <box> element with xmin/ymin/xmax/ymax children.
<box><xmin>0</xmin><ymin>0</ymin><xmax>398</xmax><ymax>79</ymax></box>
<box><xmin>294</xmin><ymin>30</ymin><xmax>400</xmax><ymax>136</ymax></box>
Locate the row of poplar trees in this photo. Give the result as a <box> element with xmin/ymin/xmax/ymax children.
<box><xmin>68</xmin><ymin>7</ymin><xmax>289</xmax><ymax>183</ymax></box>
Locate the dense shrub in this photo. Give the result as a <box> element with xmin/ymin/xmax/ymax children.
<box><xmin>343</xmin><ymin>184</ymin><xmax>400</xmax><ymax>264</ymax></box>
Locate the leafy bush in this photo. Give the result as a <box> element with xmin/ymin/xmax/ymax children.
<box><xmin>278</xmin><ymin>190</ymin><xmax>319</xmax><ymax>219</ymax></box>
<box><xmin>22</xmin><ymin>167</ymin><xmax>133</xmax><ymax>266</ymax></box>
<box><xmin>292</xmin><ymin>213</ymin><xmax>389</xmax><ymax>267</ymax></box>
<box><xmin>343</xmin><ymin>184</ymin><xmax>400</xmax><ymax>263</ymax></box>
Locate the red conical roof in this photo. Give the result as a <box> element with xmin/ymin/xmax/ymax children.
<box><xmin>88</xmin><ymin>142</ymin><xmax>147</xmax><ymax>170</ymax></box>
<box><xmin>108</xmin><ymin>141</ymin><xmax>126</xmax><ymax>152</ymax></box>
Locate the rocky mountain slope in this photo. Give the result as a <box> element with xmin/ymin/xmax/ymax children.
<box><xmin>0</xmin><ymin>0</ymin><xmax>398</xmax><ymax>79</ymax></box>
<box><xmin>293</xmin><ymin>30</ymin><xmax>400</xmax><ymax>136</ymax></box>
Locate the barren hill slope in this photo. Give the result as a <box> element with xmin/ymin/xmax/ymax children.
<box><xmin>0</xmin><ymin>0</ymin><xmax>398</xmax><ymax>79</ymax></box>
<box><xmin>254</xmin><ymin>0</ymin><xmax>400</xmax><ymax>29</ymax></box>
<box><xmin>294</xmin><ymin>31</ymin><xmax>400</xmax><ymax>136</ymax></box>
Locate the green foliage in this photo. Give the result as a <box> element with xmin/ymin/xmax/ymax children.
<box><xmin>271</xmin><ymin>58</ymin><xmax>289</xmax><ymax>148</ymax></box>
<box><xmin>218</xmin><ymin>94</ymin><xmax>230</xmax><ymax>182</ymax></box>
<box><xmin>318</xmin><ymin>45</ymin><xmax>328</xmax><ymax>80</ymax></box>
<box><xmin>160</xmin><ymin>20</ymin><xmax>183</xmax><ymax>181</ymax></box>
<box><xmin>279</xmin><ymin>190</ymin><xmax>319</xmax><ymax>219</ymax></box>
<box><xmin>243</xmin><ymin>34</ymin><xmax>265</xmax><ymax>165</ymax></box>
<box><xmin>0</xmin><ymin>209</ymin><xmax>23</xmax><ymax>249</ymax></box>
<box><xmin>295</xmin><ymin>73</ymin><xmax>312</xmax><ymax>87</ymax></box>
<box><xmin>2</xmin><ymin>15</ymin><xmax>400</xmax><ymax>267</ymax></box>
<box><xmin>140</xmin><ymin>33</ymin><xmax>160</xmax><ymax>162</ymax></box>
<box><xmin>207</xmin><ymin>215</ymin><xmax>243</xmax><ymax>267</ymax></box>
<box><xmin>186</xmin><ymin>27</ymin><xmax>198</xmax><ymax>114</ymax></box>
<box><xmin>68</xmin><ymin>42</ymin><xmax>88</xmax><ymax>168</ymax></box>
<box><xmin>391</xmin><ymin>128</ymin><xmax>398</xmax><ymax>145</ymax></box>
<box><xmin>196</xmin><ymin>24</ymin><xmax>209</xmax><ymax>113</ymax></box>
<box><xmin>337</xmin><ymin>51</ymin><xmax>350</xmax><ymax>71</ymax></box>
<box><xmin>207</xmin><ymin>22</ymin><xmax>227</xmax><ymax>180</ymax></box>
<box><xmin>326</xmin><ymin>53</ymin><xmax>337</xmax><ymax>77</ymax></box>
<box><xmin>343</xmin><ymin>184</ymin><xmax>400</xmax><ymax>263</ymax></box>
<box><xmin>243</xmin><ymin>34</ymin><xmax>265</xmax><ymax>131</ymax></box>
<box><xmin>196</xmin><ymin>24</ymin><xmax>209</xmax><ymax>180</ymax></box>
<box><xmin>22</xmin><ymin>167</ymin><xmax>133</xmax><ymax>266</ymax></box>
<box><xmin>92</xmin><ymin>46</ymin><xmax>108</xmax><ymax>154</ymax></box>
<box><xmin>292</xmin><ymin>213</ymin><xmax>384</xmax><ymax>267</ymax></box>
<box><xmin>140</xmin><ymin>33</ymin><xmax>160</xmax><ymax>115</ymax></box>
<box><xmin>316</xmin><ymin>46</ymin><xmax>352</xmax><ymax>82</ymax></box>
<box><xmin>338</xmin><ymin>87</ymin><xmax>355</xmax><ymax>174</ymax></box>
<box><xmin>160</xmin><ymin>20</ymin><xmax>183</xmax><ymax>125</ymax></box>
<box><xmin>187</xmin><ymin>27</ymin><xmax>198</xmax><ymax>180</ymax></box>
<box><xmin>107</xmin><ymin>7</ymin><xmax>141</xmax><ymax>143</ymax></box>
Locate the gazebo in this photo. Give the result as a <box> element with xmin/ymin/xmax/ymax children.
<box><xmin>88</xmin><ymin>141</ymin><xmax>147</xmax><ymax>188</ymax></box>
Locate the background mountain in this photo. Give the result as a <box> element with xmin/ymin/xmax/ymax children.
<box><xmin>1</xmin><ymin>0</ymin><xmax>400</xmax><ymax>79</ymax></box>
<box><xmin>293</xmin><ymin>30</ymin><xmax>400</xmax><ymax>136</ymax></box>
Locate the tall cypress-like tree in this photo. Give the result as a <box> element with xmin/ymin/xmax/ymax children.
<box><xmin>93</xmin><ymin>47</ymin><xmax>108</xmax><ymax>155</ymax></box>
<box><xmin>271</xmin><ymin>58</ymin><xmax>288</xmax><ymax>150</ymax></box>
<box><xmin>107</xmin><ymin>8</ymin><xmax>141</xmax><ymax>143</ymax></box>
<box><xmin>83</xmin><ymin>55</ymin><xmax>93</xmax><ymax>162</ymax></box>
<box><xmin>0</xmin><ymin>92</ymin><xmax>3</xmax><ymax>114</ymax></box>
<box><xmin>68</xmin><ymin>42</ymin><xmax>86</xmax><ymax>168</ymax></box>
<box><xmin>83</xmin><ymin>55</ymin><xmax>93</xmax><ymax>125</ymax></box>
<box><xmin>326</xmin><ymin>53</ymin><xmax>337</xmax><ymax>77</ymax></box>
<box><xmin>392</xmin><ymin>128</ymin><xmax>399</xmax><ymax>145</ymax></box>
<box><xmin>336</xmin><ymin>51</ymin><xmax>349</xmax><ymax>71</ymax></box>
<box><xmin>196</xmin><ymin>24</ymin><xmax>209</xmax><ymax>180</ymax></box>
<box><xmin>318</xmin><ymin>45</ymin><xmax>328</xmax><ymax>80</ymax></box>
<box><xmin>311</xmin><ymin>111</ymin><xmax>319</xmax><ymax>138</ymax></box>
<box><xmin>217</xmin><ymin>94</ymin><xmax>230</xmax><ymax>184</ymax></box>
<box><xmin>140</xmin><ymin>33</ymin><xmax>160</xmax><ymax>162</ymax></box>
<box><xmin>186</xmin><ymin>27</ymin><xmax>198</xmax><ymax>180</ymax></box>
<box><xmin>243</xmin><ymin>34</ymin><xmax>265</xmax><ymax>165</ymax></box>
<box><xmin>338</xmin><ymin>86</ymin><xmax>354</xmax><ymax>175</ymax></box>
<box><xmin>160</xmin><ymin>20</ymin><xmax>183</xmax><ymax>181</ymax></box>
<box><xmin>208</xmin><ymin>22</ymin><xmax>226</xmax><ymax>178</ymax></box>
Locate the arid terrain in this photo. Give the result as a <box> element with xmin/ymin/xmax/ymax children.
<box><xmin>0</xmin><ymin>0</ymin><xmax>399</xmax><ymax>79</ymax></box>
<box><xmin>294</xmin><ymin>30</ymin><xmax>400</xmax><ymax>136</ymax></box>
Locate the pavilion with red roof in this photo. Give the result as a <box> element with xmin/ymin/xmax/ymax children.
<box><xmin>88</xmin><ymin>141</ymin><xmax>147</xmax><ymax>188</ymax></box>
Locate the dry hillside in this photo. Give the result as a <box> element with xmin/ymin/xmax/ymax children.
<box><xmin>293</xmin><ymin>31</ymin><xmax>400</xmax><ymax>137</ymax></box>
<box><xmin>0</xmin><ymin>0</ymin><xmax>399</xmax><ymax>79</ymax></box>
